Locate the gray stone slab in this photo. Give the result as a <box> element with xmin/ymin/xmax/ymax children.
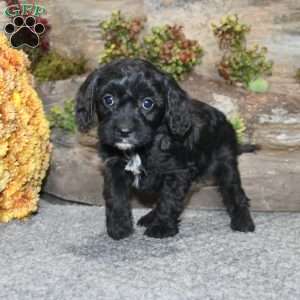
<box><xmin>1</xmin><ymin>200</ymin><xmax>300</xmax><ymax>300</ymax></box>
<box><xmin>253</xmin><ymin>125</ymin><xmax>300</xmax><ymax>150</ymax></box>
<box><xmin>43</xmin><ymin>139</ymin><xmax>103</xmax><ymax>206</ymax></box>
<box><xmin>42</xmin><ymin>144</ymin><xmax>300</xmax><ymax>211</ymax></box>
<box><xmin>188</xmin><ymin>151</ymin><xmax>300</xmax><ymax>212</ymax></box>
<box><xmin>36</xmin><ymin>75</ymin><xmax>86</xmax><ymax>113</ymax></box>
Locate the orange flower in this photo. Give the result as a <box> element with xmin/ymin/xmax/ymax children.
<box><xmin>0</xmin><ymin>33</ymin><xmax>51</xmax><ymax>223</ymax></box>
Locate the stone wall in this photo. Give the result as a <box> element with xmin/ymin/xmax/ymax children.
<box><xmin>36</xmin><ymin>0</ymin><xmax>300</xmax><ymax>97</ymax></box>
<box><xmin>1</xmin><ymin>0</ymin><xmax>299</xmax><ymax>96</ymax></box>
<box><xmin>39</xmin><ymin>75</ymin><xmax>300</xmax><ymax>210</ymax></box>
<box><xmin>146</xmin><ymin>0</ymin><xmax>300</xmax><ymax>97</ymax></box>
<box><xmin>41</xmin><ymin>0</ymin><xmax>144</xmax><ymax>67</ymax></box>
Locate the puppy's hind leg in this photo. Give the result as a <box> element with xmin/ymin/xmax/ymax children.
<box><xmin>214</xmin><ymin>157</ymin><xmax>255</xmax><ymax>232</ymax></box>
<box><xmin>143</xmin><ymin>174</ymin><xmax>191</xmax><ymax>238</ymax></box>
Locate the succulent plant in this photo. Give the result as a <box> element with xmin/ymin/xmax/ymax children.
<box><xmin>247</xmin><ymin>77</ymin><xmax>269</xmax><ymax>93</ymax></box>
<box><xmin>99</xmin><ymin>11</ymin><xmax>146</xmax><ymax>63</ymax></box>
<box><xmin>212</xmin><ymin>14</ymin><xmax>250</xmax><ymax>50</ymax></box>
<box><xmin>143</xmin><ymin>25</ymin><xmax>203</xmax><ymax>80</ymax></box>
<box><xmin>212</xmin><ymin>14</ymin><xmax>273</xmax><ymax>88</ymax></box>
<box><xmin>218</xmin><ymin>45</ymin><xmax>273</xmax><ymax>86</ymax></box>
<box><xmin>99</xmin><ymin>11</ymin><xmax>203</xmax><ymax>80</ymax></box>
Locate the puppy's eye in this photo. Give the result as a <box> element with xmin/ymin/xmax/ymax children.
<box><xmin>142</xmin><ymin>97</ymin><xmax>154</xmax><ymax>110</ymax></box>
<box><xmin>103</xmin><ymin>94</ymin><xmax>114</xmax><ymax>107</ymax></box>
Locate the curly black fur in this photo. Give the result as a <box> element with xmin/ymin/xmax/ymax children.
<box><xmin>76</xmin><ymin>58</ymin><xmax>255</xmax><ymax>240</ymax></box>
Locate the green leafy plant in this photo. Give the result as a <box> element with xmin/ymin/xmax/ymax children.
<box><xmin>47</xmin><ymin>99</ymin><xmax>76</xmax><ymax>133</ymax></box>
<box><xmin>143</xmin><ymin>25</ymin><xmax>203</xmax><ymax>80</ymax></box>
<box><xmin>33</xmin><ymin>51</ymin><xmax>86</xmax><ymax>82</ymax></box>
<box><xmin>99</xmin><ymin>11</ymin><xmax>145</xmax><ymax>63</ymax></box>
<box><xmin>212</xmin><ymin>14</ymin><xmax>273</xmax><ymax>89</ymax></box>
<box><xmin>99</xmin><ymin>11</ymin><xmax>203</xmax><ymax>80</ymax></box>
<box><xmin>229</xmin><ymin>115</ymin><xmax>246</xmax><ymax>143</ymax></box>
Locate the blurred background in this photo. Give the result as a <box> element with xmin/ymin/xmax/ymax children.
<box><xmin>1</xmin><ymin>0</ymin><xmax>299</xmax><ymax>95</ymax></box>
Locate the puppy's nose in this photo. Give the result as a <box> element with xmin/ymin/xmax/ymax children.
<box><xmin>118</xmin><ymin>127</ymin><xmax>133</xmax><ymax>137</ymax></box>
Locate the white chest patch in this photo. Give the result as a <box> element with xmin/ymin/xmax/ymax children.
<box><xmin>125</xmin><ymin>154</ymin><xmax>143</xmax><ymax>188</ymax></box>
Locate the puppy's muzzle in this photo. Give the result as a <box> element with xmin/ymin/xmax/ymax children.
<box><xmin>114</xmin><ymin>122</ymin><xmax>136</xmax><ymax>150</ymax></box>
<box><xmin>117</xmin><ymin>126</ymin><xmax>133</xmax><ymax>138</ymax></box>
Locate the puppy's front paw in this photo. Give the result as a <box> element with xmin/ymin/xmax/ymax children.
<box><xmin>107</xmin><ymin>223</ymin><xmax>133</xmax><ymax>240</ymax></box>
<box><xmin>144</xmin><ymin>221</ymin><xmax>178</xmax><ymax>238</ymax></box>
<box><xmin>231</xmin><ymin>207</ymin><xmax>255</xmax><ymax>232</ymax></box>
<box><xmin>107</xmin><ymin>214</ymin><xmax>133</xmax><ymax>240</ymax></box>
<box><xmin>137</xmin><ymin>209</ymin><xmax>156</xmax><ymax>227</ymax></box>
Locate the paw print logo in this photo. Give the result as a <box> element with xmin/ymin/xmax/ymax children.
<box><xmin>4</xmin><ymin>16</ymin><xmax>45</xmax><ymax>48</ymax></box>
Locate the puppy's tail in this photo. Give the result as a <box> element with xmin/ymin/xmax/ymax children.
<box><xmin>237</xmin><ymin>144</ymin><xmax>261</xmax><ymax>155</ymax></box>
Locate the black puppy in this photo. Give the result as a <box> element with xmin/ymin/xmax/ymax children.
<box><xmin>76</xmin><ymin>58</ymin><xmax>255</xmax><ymax>240</ymax></box>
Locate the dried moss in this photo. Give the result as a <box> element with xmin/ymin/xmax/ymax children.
<box><xmin>229</xmin><ymin>115</ymin><xmax>246</xmax><ymax>144</ymax></box>
<box><xmin>295</xmin><ymin>69</ymin><xmax>300</xmax><ymax>82</ymax></box>
<box><xmin>48</xmin><ymin>99</ymin><xmax>76</xmax><ymax>133</ymax></box>
<box><xmin>33</xmin><ymin>51</ymin><xmax>86</xmax><ymax>82</ymax></box>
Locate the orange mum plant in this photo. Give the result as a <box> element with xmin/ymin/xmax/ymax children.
<box><xmin>0</xmin><ymin>33</ymin><xmax>52</xmax><ymax>222</ymax></box>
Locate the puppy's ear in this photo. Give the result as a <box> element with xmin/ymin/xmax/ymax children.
<box><xmin>75</xmin><ymin>69</ymin><xmax>101</xmax><ymax>132</ymax></box>
<box><xmin>165</xmin><ymin>78</ymin><xmax>192</xmax><ymax>138</ymax></box>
